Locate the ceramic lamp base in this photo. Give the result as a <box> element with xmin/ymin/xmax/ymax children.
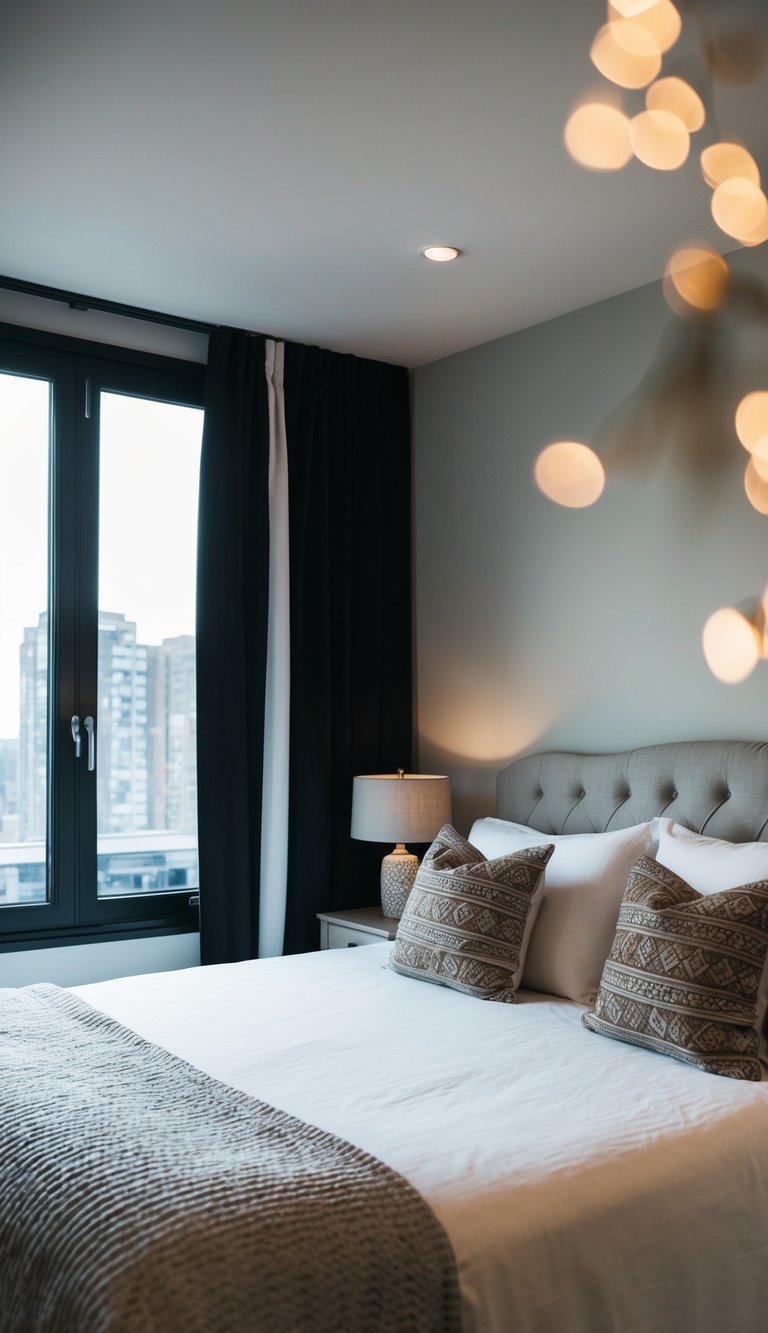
<box><xmin>381</xmin><ymin>844</ymin><xmax>419</xmax><ymax>918</ymax></box>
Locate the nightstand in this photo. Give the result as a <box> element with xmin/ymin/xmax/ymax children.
<box><xmin>317</xmin><ymin>905</ymin><xmax>399</xmax><ymax>950</ymax></box>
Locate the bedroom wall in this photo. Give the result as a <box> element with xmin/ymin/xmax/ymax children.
<box><xmin>412</xmin><ymin>249</ymin><xmax>768</xmax><ymax>831</ymax></box>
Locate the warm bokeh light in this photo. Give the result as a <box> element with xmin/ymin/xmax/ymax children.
<box><xmin>534</xmin><ymin>442</ymin><xmax>606</xmax><ymax>508</ymax></box>
<box><xmin>735</xmin><ymin>391</ymin><xmax>768</xmax><ymax>453</ymax></box>
<box><xmin>609</xmin><ymin>0</ymin><xmax>681</xmax><ymax>54</ymax></box>
<box><xmin>646</xmin><ymin>77</ymin><xmax>705</xmax><ymax>132</ymax></box>
<box><xmin>702</xmin><ymin>607</ymin><xmax>760</xmax><ymax>683</ymax></box>
<box><xmin>700</xmin><ymin>141</ymin><xmax>760</xmax><ymax>189</ymax></box>
<box><xmin>564</xmin><ymin>103</ymin><xmax>633</xmax><ymax>171</ymax></box>
<box><xmin>591</xmin><ymin>21</ymin><xmax>662</xmax><ymax>90</ymax></box>
<box><xmin>748</xmin><ymin>442</ymin><xmax>768</xmax><ymax>482</ymax></box>
<box><xmin>630</xmin><ymin>109</ymin><xmax>689</xmax><ymax>170</ymax></box>
<box><xmin>610</xmin><ymin>0</ymin><xmax>658</xmax><ymax>15</ymax></box>
<box><xmin>739</xmin><ymin>211</ymin><xmax>768</xmax><ymax>248</ymax></box>
<box><xmin>711</xmin><ymin>177</ymin><xmax>768</xmax><ymax>242</ymax></box>
<box><xmin>663</xmin><ymin>246</ymin><xmax>729</xmax><ymax>314</ymax></box>
<box><xmin>744</xmin><ymin>458</ymin><xmax>768</xmax><ymax>514</ymax></box>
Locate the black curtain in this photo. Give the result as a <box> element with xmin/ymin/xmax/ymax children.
<box><xmin>283</xmin><ymin>344</ymin><xmax>412</xmax><ymax>954</ymax></box>
<box><xmin>196</xmin><ymin>331</ymin><xmax>270</xmax><ymax>965</ymax></box>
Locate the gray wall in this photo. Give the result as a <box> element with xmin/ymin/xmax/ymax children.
<box><xmin>413</xmin><ymin>255</ymin><xmax>768</xmax><ymax>831</ymax></box>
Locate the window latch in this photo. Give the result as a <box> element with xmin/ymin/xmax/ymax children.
<box><xmin>83</xmin><ymin>715</ymin><xmax>95</xmax><ymax>772</ymax></box>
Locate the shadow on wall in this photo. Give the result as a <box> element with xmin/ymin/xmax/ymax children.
<box><xmin>594</xmin><ymin>274</ymin><xmax>768</xmax><ymax>505</ymax></box>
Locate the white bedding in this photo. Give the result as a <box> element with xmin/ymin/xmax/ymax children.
<box><xmin>75</xmin><ymin>944</ymin><xmax>768</xmax><ymax>1333</ymax></box>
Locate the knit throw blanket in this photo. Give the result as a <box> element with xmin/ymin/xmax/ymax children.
<box><xmin>0</xmin><ymin>984</ymin><xmax>460</xmax><ymax>1332</ymax></box>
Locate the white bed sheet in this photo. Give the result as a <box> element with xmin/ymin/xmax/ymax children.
<box><xmin>74</xmin><ymin>944</ymin><xmax>768</xmax><ymax>1333</ymax></box>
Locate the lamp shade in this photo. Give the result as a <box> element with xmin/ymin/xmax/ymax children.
<box><xmin>351</xmin><ymin>773</ymin><xmax>451</xmax><ymax>844</ymax></box>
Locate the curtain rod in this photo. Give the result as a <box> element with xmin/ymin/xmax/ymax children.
<box><xmin>0</xmin><ymin>273</ymin><xmax>273</xmax><ymax>340</ymax></box>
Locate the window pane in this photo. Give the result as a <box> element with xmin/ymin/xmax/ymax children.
<box><xmin>0</xmin><ymin>373</ymin><xmax>50</xmax><ymax>907</ymax></box>
<box><xmin>97</xmin><ymin>392</ymin><xmax>202</xmax><ymax>897</ymax></box>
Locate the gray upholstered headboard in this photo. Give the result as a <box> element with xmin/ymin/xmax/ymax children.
<box><xmin>497</xmin><ymin>741</ymin><xmax>768</xmax><ymax>844</ymax></box>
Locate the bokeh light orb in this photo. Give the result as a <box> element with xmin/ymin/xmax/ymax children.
<box><xmin>735</xmin><ymin>391</ymin><xmax>768</xmax><ymax>452</ymax></box>
<box><xmin>700</xmin><ymin>141</ymin><xmax>760</xmax><ymax>189</ymax></box>
<box><xmin>534</xmin><ymin>442</ymin><xmax>606</xmax><ymax>509</ymax></box>
<box><xmin>744</xmin><ymin>458</ymin><xmax>768</xmax><ymax>514</ymax></box>
<box><xmin>702</xmin><ymin>607</ymin><xmax>760</xmax><ymax>683</ymax></box>
<box><xmin>608</xmin><ymin>0</ymin><xmax>681</xmax><ymax>54</ymax></box>
<box><xmin>564</xmin><ymin>103</ymin><xmax>633</xmax><ymax>171</ymax></box>
<box><xmin>591</xmin><ymin>21</ymin><xmax>662</xmax><ymax>89</ymax></box>
<box><xmin>739</xmin><ymin>211</ymin><xmax>768</xmax><ymax>248</ymax></box>
<box><xmin>630</xmin><ymin>109</ymin><xmax>689</xmax><ymax>170</ymax></box>
<box><xmin>711</xmin><ymin>177</ymin><xmax>768</xmax><ymax>242</ymax></box>
<box><xmin>610</xmin><ymin>0</ymin><xmax>658</xmax><ymax>15</ymax></box>
<box><xmin>663</xmin><ymin>246</ymin><xmax>729</xmax><ymax>313</ymax></box>
<box><xmin>646</xmin><ymin>76</ymin><xmax>705</xmax><ymax>132</ymax></box>
<box><xmin>748</xmin><ymin>441</ymin><xmax>768</xmax><ymax>482</ymax></box>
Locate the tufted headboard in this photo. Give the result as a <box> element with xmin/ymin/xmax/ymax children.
<box><xmin>497</xmin><ymin>740</ymin><xmax>768</xmax><ymax>844</ymax></box>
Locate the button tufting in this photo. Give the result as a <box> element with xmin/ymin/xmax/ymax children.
<box><xmin>725</xmin><ymin>790</ymin><xmax>731</xmax><ymax>799</ymax></box>
<box><xmin>671</xmin><ymin>790</ymin><xmax>678</xmax><ymax>799</ymax></box>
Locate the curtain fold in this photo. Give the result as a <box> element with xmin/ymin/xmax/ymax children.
<box><xmin>259</xmin><ymin>341</ymin><xmax>290</xmax><ymax>957</ymax></box>
<box><xmin>196</xmin><ymin>330</ymin><xmax>270</xmax><ymax>965</ymax></box>
<box><xmin>282</xmin><ymin>345</ymin><xmax>412</xmax><ymax>955</ymax></box>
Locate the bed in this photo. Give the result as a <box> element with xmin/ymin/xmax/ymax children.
<box><xmin>3</xmin><ymin>740</ymin><xmax>768</xmax><ymax>1332</ymax></box>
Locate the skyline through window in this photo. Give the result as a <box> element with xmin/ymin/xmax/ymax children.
<box><xmin>0</xmin><ymin>376</ymin><xmax>204</xmax><ymax>908</ymax></box>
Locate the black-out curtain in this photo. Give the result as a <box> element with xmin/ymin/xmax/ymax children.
<box><xmin>196</xmin><ymin>330</ymin><xmax>270</xmax><ymax>965</ymax></box>
<box><xmin>196</xmin><ymin>332</ymin><xmax>411</xmax><ymax>963</ymax></box>
<box><xmin>282</xmin><ymin>344</ymin><xmax>412</xmax><ymax>954</ymax></box>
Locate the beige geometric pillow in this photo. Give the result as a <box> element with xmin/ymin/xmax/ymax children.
<box><xmin>390</xmin><ymin>824</ymin><xmax>554</xmax><ymax>1002</ymax></box>
<box><xmin>582</xmin><ymin>856</ymin><xmax>768</xmax><ymax>1080</ymax></box>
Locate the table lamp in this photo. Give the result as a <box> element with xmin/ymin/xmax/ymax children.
<box><xmin>351</xmin><ymin>770</ymin><xmax>452</xmax><ymax>918</ymax></box>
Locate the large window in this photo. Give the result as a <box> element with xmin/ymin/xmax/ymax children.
<box><xmin>0</xmin><ymin>373</ymin><xmax>50</xmax><ymax>909</ymax></box>
<box><xmin>0</xmin><ymin>325</ymin><xmax>204</xmax><ymax>947</ymax></box>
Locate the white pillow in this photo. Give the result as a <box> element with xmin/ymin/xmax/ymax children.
<box><xmin>656</xmin><ymin>820</ymin><xmax>768</xmax><ymax>1062</ymax></box>
<box><xmin>469</xmin><ymin>818</ymin><xmax>655</xmax><ymax>1004</ymax></box>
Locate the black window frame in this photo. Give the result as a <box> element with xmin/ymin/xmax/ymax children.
<box><xmin>0</xmin><ymin>321</ymin><xmax>205</xmax><ymax>952</ymax></box>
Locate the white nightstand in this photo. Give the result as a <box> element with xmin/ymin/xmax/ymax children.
<box><xmin>317</xmin><ymin>906</ymin><xmax>399</xmax><ymax>950</ymax></box>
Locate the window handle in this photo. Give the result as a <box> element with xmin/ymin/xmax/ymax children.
<box><xmin>71</xmin><ymin>715</ymin><xmax>81</xmax><ymax>759</ymax></box>
<box><xmin>83</xmin><ymin>715</ymin><xmax>95</xmax><ymax>772</ymax></box>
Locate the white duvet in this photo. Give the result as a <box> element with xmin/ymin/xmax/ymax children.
<box><xmin>75</xmin><ymin>944</ymin><xmax>768</xmax><ymax>1333</ymax></box>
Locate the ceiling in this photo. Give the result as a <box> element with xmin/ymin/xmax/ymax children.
<box><xmin>2</xmin><ymin>0</ymin><xmax>767</xmax><ymax>367</ymax></box>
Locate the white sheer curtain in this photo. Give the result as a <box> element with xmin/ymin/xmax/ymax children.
<box><xmin>259</xmin><ymin>340</ymin><xmax>290</xmax><ymax>957</ymax></box>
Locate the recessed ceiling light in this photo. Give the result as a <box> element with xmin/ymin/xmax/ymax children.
<box><xmin>422</xmin><ymin>245</ymin><xmax>461</xmax><ymax>262</ymax></box>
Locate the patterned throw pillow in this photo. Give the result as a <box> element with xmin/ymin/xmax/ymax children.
<box><xmin>582</xmin><ymin>856</ymin><xmax>768</xmax><ymax>1080</ymax></box>
<box><xmin>390</xmin><ymin>824</ymin><xmax>554</xmax><ymax>1002</ymax></box>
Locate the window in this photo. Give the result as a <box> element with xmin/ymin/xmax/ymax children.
<box><xmin>0</xmin><ymin>324</ymin><xmax>204</xmax><ymax>947</ymax></box>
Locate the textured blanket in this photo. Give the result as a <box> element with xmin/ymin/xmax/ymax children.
<box><xmin>0</xmin><ymin>984</ymin><xmax>460</xmax><ymax>1332</ymax></box>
